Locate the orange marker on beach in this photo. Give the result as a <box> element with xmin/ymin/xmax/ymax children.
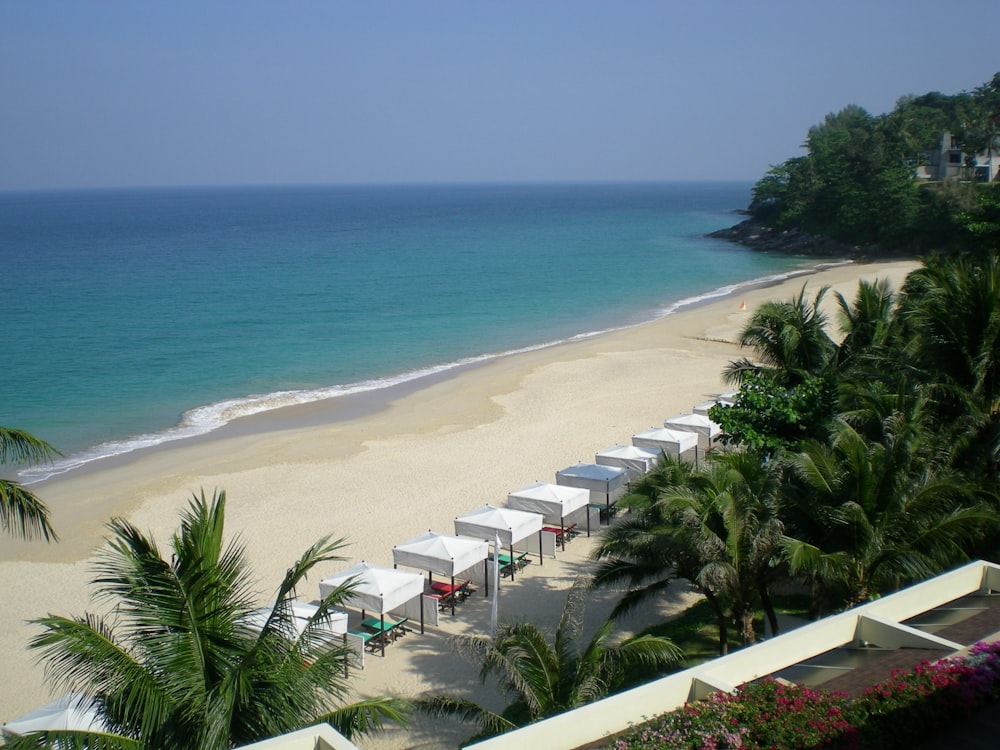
<box><xmin>739</xmin><ymin>301</ymin><xmax>746</xmax><ymax>310</ymax></box>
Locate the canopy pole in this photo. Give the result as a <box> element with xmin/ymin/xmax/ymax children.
<box><xmin>380</xmin><ymin>614</ymin><xmax>386</xmax><ymax>658</ymax></box>
<box><xmin>509</xmin><ymin>543</ymin><xmax>515</xmax><ymax>581</ymax></box>
<box><xmin>538</xmin><ymin>529</ymin><xmax>544</xmax><ymax>564</ymax></box>
<box><xmin>559</xmin><ymin>516</ymin><xmax>566</xmax><ymax>552</ymax></box>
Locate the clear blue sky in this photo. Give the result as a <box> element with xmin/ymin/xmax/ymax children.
<box><xmin>2</xmin><ymin>1</ymin><xmax>996</xmax><ymax>191</ymax></box>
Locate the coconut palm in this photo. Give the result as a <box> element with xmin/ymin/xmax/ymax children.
<box><xmin>717</xmin><ymin>286</ymin><xmax>840</xmax><ymax>455</ymax></box>
<box><xmin>593</xmin><ymin>453</ymin><xmax>786</xmax><ymax>654</ymax></box>
<box><xmin>590</xmin><ymin>455</ymin><xmax>706</xmax><ymax>621</ymax></box>
<box><xmin>781</xmin><ymin>418</ymin><xmax>998</xmax><ymax>611</ymax></box>
<box><xmin>418</xmin><ymin>577</ymin><xmax>681</xmax><ymax>744</ymax></box>
<box><xmin>724</xmin><ymin>284</ymin><xmax>836</xmax><ymax>388</ymax></box>
<box><xmin>0</xmin><ymin>426</ymin><xmax>59</xmax><ymax>541</ymax></box>
<box><xmin>897</xmin><ymin>254</ymin><xmax>1000</xmax><ymax>476</ymax></box>
<box><xmin>660</xmin><ymin>452</ymin><xmax>785</xmax><ymax>649</ymax></box>
<box><xmin>833</xmin><ymin>277</ymin><xmax>900</xmax><ymax>373</ymax></box>
<box><xmin>12</xmin><ymin>490</ymin><xmax>407</xmax><ymax>750</ymax></box>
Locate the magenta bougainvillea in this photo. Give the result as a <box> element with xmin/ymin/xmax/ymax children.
<box><xmin>610</xmin><ymin>640</ymin><xmax>1000</xmax><ymax>749</ymax></box>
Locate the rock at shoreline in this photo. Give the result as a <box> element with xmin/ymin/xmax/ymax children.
<box><xmin>708</xmin><ymin>219</ymin><xmax>879</xmax><ymax>258</ymax></box>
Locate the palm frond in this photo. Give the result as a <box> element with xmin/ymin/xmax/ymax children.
<box><xmin>0</xmin><ymin>479</ymin><xmax>58</xmax><ymax>542</ymax></box>
<box><xmin>0</xmin><ymin>730</ymin><xmax>142</xmax><ymax>750</ymax></box>
<box><xmin>413</xmin><ymin>695</ymin><xmax>516</xmax><ymax>742</ymax></box>
<box><xmin>0</xmin><ymin>427</ymin><xmax>61</xmax><ymax>465</ymax></box>
<box><xmin>319</xmin><ymin>697</ymin><xmax>412</xmax><ymax>740</ymax></box>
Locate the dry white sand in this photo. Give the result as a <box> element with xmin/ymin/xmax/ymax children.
<box><xmin>0</xmin><ymin>259</ymin><xmax>920</xmax><ymax>747</ymax></box>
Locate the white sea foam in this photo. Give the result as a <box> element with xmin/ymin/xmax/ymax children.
<box><xmin>18</xmin><ymin>261</ymin><xmax>840</xmax><ymax>485</ymax></box>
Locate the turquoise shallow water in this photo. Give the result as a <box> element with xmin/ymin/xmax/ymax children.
<box><xmin>0</xmin><ymin>182</ymin><xmax>810</xmax><ymax>480</ymax></box>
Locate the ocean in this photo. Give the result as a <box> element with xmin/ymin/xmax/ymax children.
<box><xmin>0</xmin><ymin>182</ymin><xmax>811</xmax><ymax>482</ymax></box>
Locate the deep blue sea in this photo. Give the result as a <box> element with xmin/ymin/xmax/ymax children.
<box><xmin>1</xmin><ymin>182</ymin><xmax>811</xmax><ymax>481</ymax></box>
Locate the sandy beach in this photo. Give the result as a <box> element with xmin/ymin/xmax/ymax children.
<box><xmin>0</xmin><ymin>259</ymin><xmax>920</xmax><ymax>747</ymax></box>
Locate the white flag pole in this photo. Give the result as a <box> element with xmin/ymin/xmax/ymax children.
<box><xmin>490</xmin><ymin>532</ymin><xmax>501</xmax><ymax>635</ymax></box>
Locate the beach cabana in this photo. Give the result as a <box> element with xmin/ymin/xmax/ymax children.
<box><xmin>2</xmin><ymin>694</ymin><xmax>107</xmax><ymax>739</ymax></box>
<box><xmin>246</xmin><ymin>599</ymin><xmax>349</xmax><ymax>639</ymax></box>
<box><xmin>393</xmin><ymin>531</ymin><xmax>490</xmax><ymax>615</ymax></box>
<box><xmin>454</xmin><ymin>504</ymin><xmax>544</xmax><ymax>581</ymax></box>
<box><xmin>246</xmin><ymin>600</ymin><xmax>352</xmax><ymax>674</ymax></box>
<box><xmin>319</xmin><ymin>562</ymin><xmax>425</xmax><ymax>656</ymax></box>
<box><xmin>507</xmin><ymin>482</ymin><xmax>591</xmax><ymax>549</ymax></box>
<box><xmin>631</xmin><ymin>427</ymin><xmax>698</xmax><ymax>459</ymax></box>
<box><xmin>595</xmin><ymin>444</ymin><xmax>662</xmax><ymax>481</ymax></box>
<box><xmin>555</xmin><ymin>463</ymin><xmax>629</xmax><ymax>521</ymax></box>
<box><xmin>664</xmin><ymin>412</ymin><xmax>722</xmax><ymax>452</ymax></box>
<box><xmin>693</xmin><ymin>392</ymin><xmax>737</xmax><ymax>416</ymax></box>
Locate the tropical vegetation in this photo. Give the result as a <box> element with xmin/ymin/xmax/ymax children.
<box><xmin>0</xmin><ymin>426</ymin><xmax>59</xmax><ymax>542</ymax></box>
<box><xmin>594</xmin><ymin>252</ymin><xmax>1000</xmax><ymax>658</ymax></box>
<box><xmin>417</xmin><ymin>577</ymin><xmax>683</xmax><ymax>744</ymax></box>
<box><xmin>748</xmin><ymin>72</ymin><xmax>1000</xmax><ymax>253</ymax></box>
<box><xmin>608</xmin><ymin>639</ymin><xmax>1000</xmax><ymax>750</ymax></box>
<box><xmin>8</xmin><ymin>490</ymin><xmax>408</xmax><ymax>750</ymax></box>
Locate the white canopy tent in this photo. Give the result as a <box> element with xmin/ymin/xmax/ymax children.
<box><xmin>246</xmin><ymin>600</ymin><xmax>352</xmax><ymax>675</ymax></box>
<box><xmin>555</xmin><ymin>463</ymin><xmax>629</xmax><ymax>521</ymax></box>
<box><xmin>454</xmin><ymin>504</ymin><xmax>544</xmax><ymax>581</ymax></box>
<box><xmin>664</xmin><ymin>412</ymin><xmax>722</xmax><ymax>451</ymax></box>
<box><xmin>507</xmin><ymin>482</ymin><xmax>591</xmax><ymax>549</ymax></box>
<box><xmin>2</xmin><ymin>694</ymin><xmax>107</xmax><ymax>739</ymax></box>
<box><xmin>631</xmin><ymin>427</ymin><xmax>698</xmax><ymax>459</ymax></box>
<box><xmin>246</xmin><ymin>600</ymin><xmax>349</xmax><ymax>639</ymax></box>
<box><xmin>393</xmin><ymin>531</ymin><xmax>490</xmax><ymax>614</ymax></box>
<box><xmin>693</xmin><ymin>391</ymin><xmax>737</xmax><ymax>417</ymax></box>
<box><xmin>319</xmin><ymin>562</ymin><xmax>426</xmax><ymax>655</ymax></box>
<box><xmin>595</xmin><ymin>444</ymin><xmax>662</xmax><ymax>481</ymax></box>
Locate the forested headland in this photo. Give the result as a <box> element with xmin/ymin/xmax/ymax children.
<box><xmin>714</xmin><ymin>72</ymin><xmax>1000</xmax><ymax>257</ymax></box>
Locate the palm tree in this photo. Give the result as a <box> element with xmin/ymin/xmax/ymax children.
<box><xmin>717</xmin><ymin>286</ymin><xmax>839</xmax><ymax>455</ymax></box>
<box><xmin>659</xmin><ymin>452</ymin><xmax>785</xmax><ymax>649</ymax></box>
<box><xmin>12</xmin><ymin>490</ymin><xmax>407</xmax><ymax>750</ymax></box>
<box><xmin>724</xmin><ymin>284</ymin><xmax>835</xmax><ymax>388</ymax></box>
<box><xmin>781</xmin><ymin>418</ymin><xmax>998</xmax><ymax>611</ymax></box>
<box><xmin>418</xmin><ymin>578</ymin><xmax>681</xmax><ymax>744</ymax></box>
<box><xmin>0</xmin><ymin>426</ymin><xmax>59</xmax><ymax>541</ymax></box>
<box><xmin>593</xmin><ymin>453</ymin><xmax>786</xmax><ymax>655</ymax></box>
<box><xmin>833</xmin><ymin>277</ymin><xmax>899</xmax><ymax>373</ymax></box>
<box><xmin>590</xmin><ymin>455</ymin><xmax>704</xmax><ymax>622</ymax></box>
<box><xmin>897</xmin><ymin>254</ymin><xmax>1000</xmax><ymax>476</ymax></box>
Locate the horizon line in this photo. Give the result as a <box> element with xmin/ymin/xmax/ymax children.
<box><xmin>0</xmin><ymin>177</ymin><xmax>760</xmax><ymax>196</ymax></box>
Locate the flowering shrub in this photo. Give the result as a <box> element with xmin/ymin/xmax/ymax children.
<box><xmin>611</xmin><ymin>640</ymin><xmax>1000</xmax><ymax>750</ymax></box>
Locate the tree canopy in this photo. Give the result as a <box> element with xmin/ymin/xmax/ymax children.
<box><xmin>748</xmin><ymin>73</ymin><xmax>1000</xmax><ymax>253</ymax></box>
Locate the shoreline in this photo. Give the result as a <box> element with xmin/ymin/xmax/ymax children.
<box><xmin>15</xmin><ymin>257</ymin><xmax>833</xmax><ymax>490</ymax></box>
<box><xmin>0</xmin><ymin>259</ymin><xmax>921</xmax><ymax>745</ymax></box>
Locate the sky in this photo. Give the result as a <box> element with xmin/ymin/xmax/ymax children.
<box><xmin>2</xmin><ymin>1</ymin><xmax>997</xmax><ymax>191</ymax></box>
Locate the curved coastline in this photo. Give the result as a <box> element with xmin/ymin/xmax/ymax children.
<box><xmin>18</xmin><ymin>259</ymin><xmax>840</xmax><ymax>486</ymax></box>
<box><xmin>0</xmin><ymin>258</ymin><xmax>922</xmax><ymax>744</ymax></box>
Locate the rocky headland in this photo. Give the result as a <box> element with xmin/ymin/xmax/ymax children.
<box><xmin>709</xmin><ymin>218</ymin><xmax>893</xmax><ymax>259</ymax></box>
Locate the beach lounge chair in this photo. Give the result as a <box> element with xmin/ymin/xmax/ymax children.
<box><xmin>429</xmin><ymin>580</ymin><xmax>473</xmax><ymax>611</ymax></box>
<box><xmin>362</xmin><ymin>616</ymin><xmax>410</xmax><ymax>641</ymax></box>
<box><xmin>490</xmin><ymin>552</ymin><xmax>529</xmax><ymax>575</ymax></box>
<box><xmin>542</xmin><ymin>524</ymin><xmax>578</xmax><ymax>547</ymax></box>
<box><xmin>351</xmin><ymin>630</ymin><xmax>378</xmax><ymax>655</ymax></box>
